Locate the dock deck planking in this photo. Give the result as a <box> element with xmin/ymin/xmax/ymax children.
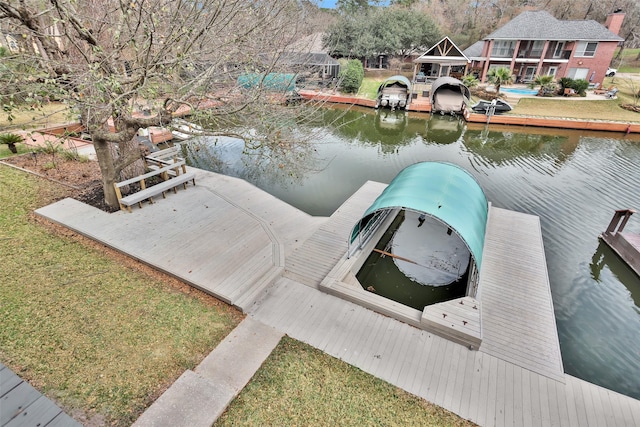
<box><xmin>34</xmin><ymin>173</ymin><xmax>640</xmax><ymax>427</ymax></box>
<box><xmin>478</xmin><ymin>207</ymin><xmax>564</xmax><ymax>382</ymax></box>
<box><xmin>455</xmin><ymin>347</ymin><xmax>478</xmax><ymax>417</ymax></box>
<box><xmin>0</xmin><ymin>363</ymin><xmax>80</xmax><ymax>427</ymax></box>
<box><xmin>393</xmin><ymin>330</ymin><xmax>423</xmax><ymax>393</ymax></box>
<box><xmin>441</xmin><ymin>340</ymin><xmax>464</xmax><ymax>410</ymax></box>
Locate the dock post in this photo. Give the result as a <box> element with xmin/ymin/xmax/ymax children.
<box><xmin>605</xmin><ymin>209</ymin><xmax>635</xmax><ymax>234</ymax></box>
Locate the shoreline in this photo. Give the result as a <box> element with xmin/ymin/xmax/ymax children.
<box><xmin>298</xmin><ymin>89</ymin><xmax>640</xmax><ymax>134</ymax></box>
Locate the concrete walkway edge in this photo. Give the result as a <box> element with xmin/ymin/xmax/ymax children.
<box><xmin>132</xmin><ymin>317</ymin><xmax>283</xmax><ymax>427</ymax></box>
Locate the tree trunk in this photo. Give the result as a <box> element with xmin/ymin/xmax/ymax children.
<box><xmin>92</xmin><ymin>138</ymin><xmax>120</xmax><ymax>208</ymax></box>
<box><xmin>7</xmin><ymin>143</ymin><xmax>17</xmax><ymax>154</ymax></box>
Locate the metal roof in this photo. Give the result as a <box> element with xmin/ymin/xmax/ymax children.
<box><xmin>351</xmin><ymin>162</ymin><xmax>488</xmax><ymax>268</ymax></box>
<box><xmin>485</xmin><ymin>10</ymin><xmax>623</xmax><ymax>42</ymax></box>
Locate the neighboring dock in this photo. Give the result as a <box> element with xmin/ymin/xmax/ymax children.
<box><xmin>34</xmin><ymin>168</ymin><xmax>640</xmax><ymax>426</ymax></box>
<box><xmin>600</xmin><ymin>209</ymin><xmax>640</xmax><ymax>277</ymax></box>
<box><xmin>298</xmin><ymin>89</ymin><xmax>640</xmax><ymax>133</ymax></box>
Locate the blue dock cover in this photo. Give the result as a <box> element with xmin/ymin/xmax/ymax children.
<box><xmin>351</xmin><ymin>162</ymin><xmax>488</xmax><ymax>268</ymax></box>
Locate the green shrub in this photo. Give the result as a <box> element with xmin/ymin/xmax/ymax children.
<box><xmin>572</xmin><ymin>79</ymin><xmax>590</xmax><ymax>96</ymax></box>
<box><xmin>339</xmin><ymin>59</ymin><xmax>364</xmax><ymax>94</ymax></box>
<box><xmin>558</xmin><ymin>77</ymin><xmax>589</xmax><ymax>96</ymax></box>
<box><xmin>462</xmin><ymin>74</ymin><xmax>479</xmax><ymax>88</ymax></box>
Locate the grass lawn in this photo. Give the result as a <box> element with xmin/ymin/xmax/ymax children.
<box><xmin>510</xmin><ymin>76</ymin><xmax>640</xmax><ymax>122</ymax></box>
<box><xmin>0</xmin><ymin>165</ymin><xmax>243</xmax><ymax>426</ymax></box>
<box><xmin>0</xmin><ymin>102</ymin><xmax>72</xmax><ymax>132</ymax></box>
<box><xmin>613</xmin><ymin>47</ymin><xmax>640</xmax><ymax>73</ymax></box>
<box><xmin>511</xmin><ymin>98</ymin><xmax>640</xmax><ymax>122</ymax></box>
<box><xmin>0</xmin><ymin>141</ymin><xmax>36</xmax><ymax>159</ymax></box>
<box><xmin>358</xmin><ymin>77</ymin><xmax>386</xmax><ymax>99</ymax></box>
<box><xmin>217</xmin><ymin>336</ymin><xmax>475</xmax><ymax>426</ymax></box>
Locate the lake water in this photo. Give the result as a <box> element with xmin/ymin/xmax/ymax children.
<box><xmin>184</xmin><ymin>106</ymin><xmax>640</xmax><ymax>400</ymax></box>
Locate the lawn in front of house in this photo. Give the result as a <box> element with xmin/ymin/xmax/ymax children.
<box><xmin>0</xmin><ymin>102</ymin><xmax>72</xmax><ymax>132</ymax></box>
<box><xmin>359</xmin><ymin>75</ymin><xmax>640</xmax><ymax>122</ymax></box>
<box><xmin>510</xmin><ymin>76</ymin><xmax>640</xmax><ymax>122</ymax></box>
<box><xmin>216</xmin><ymin>337</ymin><xmax>476</xmax><ymax>426</ymax></box>
<box><xmin>0</xmin><ymin>165</ymin><xmax>243</xmax><ymax>426</ymax></box>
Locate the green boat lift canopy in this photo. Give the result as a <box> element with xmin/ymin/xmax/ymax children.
<box><xmin>349</xmin><ymin>162</ymin><xmax>488</xmax><ymax>270</ymax></box>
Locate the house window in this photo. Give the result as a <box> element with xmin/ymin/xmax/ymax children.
<box><xmin>491</xmin><ymin>40</ymin><xmax>515</xmax><ymax>58</ymax></box>
<box><xmin>530</xmin><ymin>41</ymin><xmax>544</xmax><ymax>58</ymax></box>
<box><xmin>575</xmin><ymin>41</ymin><xmax>597</xmax><ymax>57</ymax></box>
<box><xmin>567</xmin><ymin>68</ymin><xmax>589</xmax><ymax>80</ymax></box>
<box><xmin>553</xmin><ymin>42</ymin><xmax>565</xmax><ymax>58</ymax></box>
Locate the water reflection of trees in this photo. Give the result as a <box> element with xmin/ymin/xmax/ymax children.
<box><xmin>462</xmin><ymin>124</ymin><xmax>574</xmax><ymax>166</ymax></box>
<box><xmin>181</xmin><ymin>102</ymin><xmax>343</xmax><ymax>188</ymax></box>
<box><xmin>182</xmin><ymin>130</ymin><xmax>321</xmax><ymax>189</ymax></box>
<box><xmin>320</xmin><ymin>106</ymin><xmax>464</xmax><ymax>148</ymax></box>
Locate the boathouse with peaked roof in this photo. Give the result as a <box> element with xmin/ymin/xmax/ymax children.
<box><xmin>413</xmin><ymin>37</ymin><xmax>471</xmax><ymax>82</ymax></box>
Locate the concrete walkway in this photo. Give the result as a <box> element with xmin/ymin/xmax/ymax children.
<box><xmin>132</xmin><ymin>318</ymin><xmax>283</xmax><ymax>427</ymax></box>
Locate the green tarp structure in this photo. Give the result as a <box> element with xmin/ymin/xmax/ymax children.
<box><xmin>237</xmin><ymin>73</ymin><xmax>297</xmax><ymax>92</ymax></box>
<box><xmin>350</xmin><ymin>162</ymin><xmax>488</xmax><ymax>269</ymax></box>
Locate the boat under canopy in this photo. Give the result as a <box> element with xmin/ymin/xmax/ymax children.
<box><xmin>430</xmin><ymin>76</ymin><xmax>470</xmax><ymax>114</ymax></box>
<box><xmin>375</xmin><ymin>75</ymin><xmax>412</xmax><ymax>110</ymax></box>
<box><xmin>349</xmin><ymin>162</ymin><xmax>488</xmax><ymax>294</ymax></box>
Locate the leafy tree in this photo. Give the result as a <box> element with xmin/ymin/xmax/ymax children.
<box><xmin>487</xmin><ymin>67</ymin><xmax>513</xmax><ymax>94</ymax></box>
<box><xmin>0</xmin><ymin>0</ymin><xmax>313</xmax><ymax>208</ymax></box>
<box><xmin>324</xmin><ymin>14</ymin><xmax>378</xmax><ymax>59</ymax></box>
<box><xmin>338</xmin><ymin>59</ymin><xmax>364</xmax><ymax>93</ymax></box>
<box><xmin>374</xmin><ymin>8</ymin><xmax>441</xmax><ymax>60</ymax></box>
<box><xmin>324</xmin><ymin>7</ymin><xmax>440</xmax><ymax>61</ymax></box>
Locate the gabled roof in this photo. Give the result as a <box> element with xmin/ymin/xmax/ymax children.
<box><xmin>414</xmin><ymin>36</ymin><xmax>470</xmax><ymax>64</ymax></box>
<box><xmin>485</xmin><ymin>10</ymin><xmax>623</xmax><ymax>42</ymax></box>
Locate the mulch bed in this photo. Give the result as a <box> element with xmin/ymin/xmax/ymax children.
<box><xmin>1</xmin><ymin>152</ymin><xmax>117</xmax><ymax>212</ymax></box>
<box><xmin>620</xmin><ymin>103</ymin><xmax>640</xmax><ymax>113</ymax></box>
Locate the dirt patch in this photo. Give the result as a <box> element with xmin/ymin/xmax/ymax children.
<box><xmin>1</xmin><ymin>152</ymin><xmax>116</xmax><ymax>212</ymax></box>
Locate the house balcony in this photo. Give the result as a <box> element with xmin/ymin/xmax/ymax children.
<box><xmin>545</xmin><ymin>50</ymin><xmax>572</xmax><ymax>60</ymax></box>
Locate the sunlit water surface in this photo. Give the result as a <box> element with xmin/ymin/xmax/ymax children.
<box><xmin>184</xmin><ymin>107</ymin><xmax>640</xmax><ymax>399</ymax></box>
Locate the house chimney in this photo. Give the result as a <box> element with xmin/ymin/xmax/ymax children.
<box><xmin>605</xmin><ymin>10</ymin><xmax>625</xmax><ymax>35</ymax></box>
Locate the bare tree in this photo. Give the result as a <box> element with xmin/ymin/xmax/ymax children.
<box><xmin>0</xmin><ymin>0</ymin><xmax>312</xmax><ymax>208</ymax></box>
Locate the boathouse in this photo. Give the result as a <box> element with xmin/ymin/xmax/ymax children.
<box><xmin>322</xmin><ymin>162</ymin><xmax>488</xmax><ymax>348</ymax></box>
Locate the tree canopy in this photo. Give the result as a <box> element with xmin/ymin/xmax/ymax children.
<box><xmin>323</xmin><ymin>7</ymin><xmax>441</xmax><ymax>60</ymax></box>
<box><xmin>0</xmin><ymin>0</ymin><xmax>315</xmax><ymax>208</ymax></box>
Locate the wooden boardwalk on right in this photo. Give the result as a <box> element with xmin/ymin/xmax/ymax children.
<box><xmin>478</xmin><ymin>207</ymin><xmax>564</xmax><ymax>382</ymax></box>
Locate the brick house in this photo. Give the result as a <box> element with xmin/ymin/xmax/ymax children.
<box><xmin>463</xmin><ymin>10</ymin><xmax>624</xmax><ymax>85</ymax></box>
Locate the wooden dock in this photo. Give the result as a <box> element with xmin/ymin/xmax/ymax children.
<box><xmin>248</xmin><ymin>183</ymin><xmax>638</xmax><ymax>425</ymax></box>
<box><xmin>600</xmin><ymin>209</ymin><xmax>640</xmax><ymax>277</ymax></box>
<box><xmin>1</xmin><ymin>363</ymin><xmax>81</xmax><ymax>427</ymax></box>
<box><xmin>35</xmin><ymin>170</ymin><xmax>640</xmax><ymax>426</ymax></box>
